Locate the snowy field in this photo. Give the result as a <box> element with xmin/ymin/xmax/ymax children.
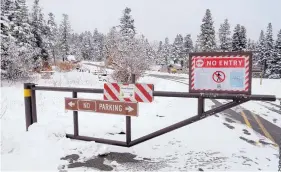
<box><xmin>1</xmin><ymin>67</ymin><xmax>280</xmax><ymax>171</ymax></box>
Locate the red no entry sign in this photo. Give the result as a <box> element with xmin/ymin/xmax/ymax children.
<box><xmin>212</xmin><ymin>71</ymin><xmax>225</xmax><ymax>83</ymax></box>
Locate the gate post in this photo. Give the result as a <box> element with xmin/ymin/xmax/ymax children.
<box><xmin>24</xmin><ymin>83</ymin><xmax>33</xmax><ymax>131</ymax></box>
<box><xmin>30</xmin><ymin>83</ymin><xmax>37</xmax><ymax>123</ymax></box>
<box><xmin>73</xmin><ymin>92</ymin><xmax>79</xmax><ymax>136</ymax></box>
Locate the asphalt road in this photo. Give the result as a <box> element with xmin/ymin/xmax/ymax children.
<box><xmin>149</xmin><ymin>73</ymin><xmax>281</xmax><ymax>147</ymax></box>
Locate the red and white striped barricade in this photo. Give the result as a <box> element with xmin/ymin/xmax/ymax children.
<box><xmin>103</xmin><ymin>83</ymin><xmax>154</xmax><ymax>103</ymax></box>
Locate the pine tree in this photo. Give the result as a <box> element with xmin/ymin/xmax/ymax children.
<box><xmin>69</xmin><ymin>33</ymin><xmax>83</xmax><ymax>60</ymax></box>
<box><xmin>119</xmin><ymin>7</ymin><xmax>136</xmax><ymax>39</ymax></box>
<box><xmin>110</xmin><ymin>8</ymin><xmax>151</xmax><ymax>82</ymax></box>
<box><xmin>13</xmin><ymin>0</ymin><xmax>34</xmax><ymax>45</ymax></box>
<box><xmin>194</xmin><ymin>35</ymin><xmax>201</xmax><ymax>52</ymax></box>
<box><xmin>162</xmin><ymin>37</ymin><xmax>171</xmax><ymax>65</ymax></box>
<box><xmin>265</xmin><ymin>23</ymin><xmax>276</xmax><ymax>76</ymax></box>
<box><xmin>93</xmin><ymin>28</ymin><xmax>105</xmax><ymax>61</ymax></box>
<box><xmin>247</xmin><ymin>39</ymin><xmax>258</xmax><ymax>63</ymax></box>
<box><xmin>239</xmin><ymin>26</ymin><xmax>247</xmax><ymax>51</ymax></box>
<box><xmin>1</xmin><ymin>0</ymin><xmax>34</xmax><ymax>79</ymax></box>
<box><xmin>104</xmin><ymin>26</ymin><xmax>120</xmax><ymax>64</ymax></box>
<box><xmin>218</xmin><ymin>19</ymin><xmax>232</xmax><ymax>52</ymax></box>
<box><xmin>156</xmin><ymin>41</ymin><xmax>164</xmax><ymax>65</ymax></box>
<box><xmin>232</xmin><ymin>24</ymin><xmax>241</xmax><ymax>51</ymax></box>
<box><xmin>257</xmin><ymin>30</ymin><xmax>266</xmax><ymax>67</ymax></box>
<box><xmin>171</xmin><ymin>34</ymin><xmax>184</xmax><ymax>63</ymax></box>
<box><xmin>264</xmin><ymin>23</ymin><xmax>275</xmax><ymax>77</ymax></box>
<box><xmin>232</xmin><ymin>24</ymin><xmax>247</xmax><ymax>52</ymax></box>
<box><xmin>141</xmin><ymin>38</ymin><xmax>156</xmax><ymax>62</ymax></box>
<box><xmin>80</xmin><ymin>31</ymin><xmax>93</xmax><ymax>60</ymax></box>
<box><xmin>183</xmin><ymin>34</ymin><xmax>193</xmax><ymax>65</ymax></box>
<box><xmin>1</xmin><ymin>0</ymin><xmax>15</xmax><ymax>37</ymax></box>
<box><xmin>46</xmin><ymin>12</ymin><xmax>59</xmax><ymax>63</ymax></box>
<box><xmin>59</xmin><ymin>13</ymin><xmax>72</xmax><ymax>61</ymax></box>
<box><xmin>268</xmin><ymin>29</ymin><xmax>281</xmax><ymax>78</ymax></box>
<box><xmin>199</xmin><ymin>9</ymin><xmax>216</xmax><ymax>52</ymax></box>
<box><xmin>30</xmin><ymin>0</ymin><xmax>49</xmax><ymax>64</ymax></box>
<box><xmin>1</xmin><ymin>0</ymin><xmax>15</xmax><ymax>72</ymax></box>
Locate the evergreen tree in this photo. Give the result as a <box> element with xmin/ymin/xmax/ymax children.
<box><xmin>59</xmin><ymin>13</ymin><xmax>72</xmax><ymax>61</ymax></box>
<box><xmin>119</xmin><ymin>7</ymin><xmax>136</xmax><ymax>39</ymax></box>
<box><xmin>93</xmin><ymin>28</ymin><xmax>105</xmax><ymax>61</ymax></box>
<box><xmin>69</xmin><ymin>33</ymin><xmax>82</xmax><ymax>59</ymax></box>
<box><xmin>1</xmin><ymin>0</ymin><xmax>15</xmax><ymax>37</ymax></box>
<box><xmin>218</xmin><ymin>19</ymin><xmax>232</xmax><ymax>52</ymax></box>
<box><xmin>80</xmin><ymin>31</ymin><xmax>93</xmax><ymax>60</ymax></box>
<box><xmin>257</xmin><ymin>30</ymin><xmax>267</xmax><ymax>67</ymax></box>
<box><xmin>156</xmin><ymin>41</ymin><xmax>164</xmax><ymax>65</ymax></box>
<box><xmin>183</xmin><ymin>34</ymin><xmax>193</xmax><ymax>65</ymax></box>
<box><xmin>232</xmin><ymin>24</ymin><xmax>247</xmax><ymax>51</ymax></box>
<box><xmin>268</xmin><ymin>29</ymin><xmax>281</xmax><ymax>78</ymax></box>
<box><xmin>232</xmin><ymin>24</ymin><xmax>241</xmax><ymax>51</ymax></box>
<box><xmin>247</xmin><ymin>38</ymin><xmax>258</xmax><ymax>63</ymax></box>
<box><xmin>144</xmin><ymin>38</ymin><xmax>156</xmax><ymax>60</ymax></box>
<box><xmin>247</xmin><ymin>39</ymin><xmax>256</xmax><ymax>51</ymax></box>
<box><xmin>162</xmin><ymin>37</ymin><xmax>171</xmax><ymax>65</ymax></box>
<box><xmin>110</xmin><ymin>8</ymin><xmax>151</xmax><ymax>82</ymax></box>
<box><xmin>1</xmin><ymin>0</ymin><xmax>15</xmax><ymax>71</ymax></box>
<box><xmin>171</xmin><ymin>34</ymin><xmax>184</xmax><ymax>63</ymax></box>
<box><xmin>104</xmin><ymin>26</ymin><xmax>120</xmax><ymax>63</ymax></box>
<box><xmin>265</xmin><ymin>23</ymin><xmax>278</xmax><ymax>78</ymax></box>
<box><xmin>239</xmin><ymin>26</ymin><xmax>247</xmax><ymax>51</ymax></box>
<box><xmin>30</xmin><ymin>0</ymin><xmax>49</xmax><ymax>64</ymax></box>
<box><xmin>183</xmin><ymin>34</ymin><xmax>193</xmax><ymax>55</ymax></box>
<box><xmin>194</xmin><ymin>35</ymin><xmax>201</xmax><ymax>52</ymax></box>
<box><xmin>46</xmin><ymin>12</ymin><xmax>59</xmax><ymax>63</ymax></box>
<box><xmin>199</xmin><ymin>9</ymin><xmax>216</xmax><ymax>52</ymax></box>
<box><xmin>13</xmin><ymin>0</ymin><xmax>32</xmax><ymax>44</ymax></box>
<box><xmin>1</xmin><ymin>0</ymin><xmax>34</xmax><ymax>79</ymax></box>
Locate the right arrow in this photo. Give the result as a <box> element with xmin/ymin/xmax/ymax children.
<box><xmin>125</xmin><ymin>106</ymin><xmax>134</xmax><ymax>112</ymax></box>
<box><xmin>68</xmin><ymin>101</ymin><xmax>75</xmax><ymax>107</ymax></box>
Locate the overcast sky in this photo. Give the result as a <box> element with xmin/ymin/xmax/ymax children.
<box><xmin>26</xmin><ymin>0</ymin><xmax>281</xmax><ymax>42</ymax></box>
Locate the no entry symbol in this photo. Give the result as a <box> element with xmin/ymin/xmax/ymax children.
<box><xmin>195</xmin><ymin>59</ymin><xmax>204</xmax><ymax>67</ymax></box>
<box><xmin>212</xmin><ymin>71</ymin><xmax>225</xmax><ymax>83</ymax></box>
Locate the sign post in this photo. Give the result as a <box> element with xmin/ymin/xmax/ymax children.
<box><xmin>189</xmin><ymin>52</ymin><xmax>252</xmax><ymax>94</ymax></box>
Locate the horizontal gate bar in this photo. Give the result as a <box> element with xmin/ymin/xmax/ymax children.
<box><xmin>32</xmin><ymin>86</ymin><xmax>276</xmax><ymax>101</ymax></box>
<box><xmin>153</xmin><ymin>92</ymin><xmax>276</xmax><ymax>101</ymax></box>
<box><xmin>66</xmin><ymin>134</ymin><xmax>128</xmax><ymax>147</ymax></box>
<box><xmin>128</xmin><ymin>99</ymin><xmax>249</xmax><ymax>147</ymax></box>
<box><xmin>33</xmin><ymin>86</ymin><xmax>103</xmax><ymax>93</ymax></box>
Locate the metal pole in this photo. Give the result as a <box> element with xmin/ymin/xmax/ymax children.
<box><xmin>66</xmin><ymin>134</ymin><xmax>128</xmax><ymax>147</ymax></box>
<box><xmin>73</xmin><ymin>92</ymin><xmax>79</xmax><ymax>136</ymax></box>
<box><xmin>129</xmin><ymin>99</ymin><xmax>248</xmax><ymax>147</ymax></box>
<box><xmin>126</xmin><ymin>74</ymin><xmax>135</xmax><ymax>145</ymax></box>
<box><xmin>30</xmin><ymin>83</ymin><xmax>37</xmax><ymax>123</ymax></box>
<box><xmin>198</xmin><ymin>97</ymin><xmax>204</xmax><ymax>116</ymax></box>
<box><xmin>24</xmin><ymin>83</ymin><xmax>32</xmax><ymax>131</ymax></box>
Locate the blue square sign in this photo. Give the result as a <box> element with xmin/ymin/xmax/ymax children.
<box><xmin>230</xmin><ymin>71</ymin><xmax>244</xmax><ymax>88</ymax></box>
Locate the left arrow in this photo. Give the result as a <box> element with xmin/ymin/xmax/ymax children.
<box><xmin>68</xmin><ymin>101</ymin><xmax>75</xmax><ymax>107</ymax></box>
<box><xmin>65</xmin><ymin>98</ymin><xmax>78</xmax><ymax>111</ymax></box>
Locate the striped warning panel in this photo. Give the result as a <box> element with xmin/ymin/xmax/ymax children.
<box><xmin>103</xmin><ymin>83</ymin><xmax>154</xmax><ymax>103</ymax></box>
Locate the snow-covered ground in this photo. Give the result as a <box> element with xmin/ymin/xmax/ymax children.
<box><xmin>240</xmin><ymin>79</ymin><xmax>281</xmax><ymax>127</ymax></box>
<box><xmin>1</xmin><ymin>68</ymin><xmax>280</xmax><ymax>171</ymax></box>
